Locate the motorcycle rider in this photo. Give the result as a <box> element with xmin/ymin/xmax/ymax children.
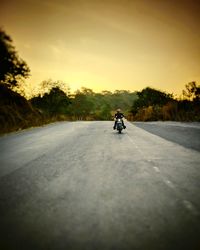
<box><xmin>113</xmin><ymin>108</ymin><xmax>126</xmax><ymax>129</ymax></box>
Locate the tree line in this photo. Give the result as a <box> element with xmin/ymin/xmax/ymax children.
<box><xmin>130</xmin><ymin>82</ymin><xmax>200</xmax><ymax>121</ymax></box>
<box><xmin>0</xmin><ymin>29</ymin><xmax>199</xmax><ymax>133</ymax></box>
<box><xmin>30</xmin><ymin>82</ymin><xmax>137</xmax><ymax>121</ymax></box>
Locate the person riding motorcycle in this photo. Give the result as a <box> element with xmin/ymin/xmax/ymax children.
<box><xmin>113</xmin><ymin>109</ymin><xmax>126</xmax><ymax>129</ymax></box>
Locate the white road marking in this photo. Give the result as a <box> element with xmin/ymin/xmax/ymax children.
<box><xmin>127</xmin><ymin>124</ymin><xmax>200</xmax><ymax>220</ymax></box>
<box><xmin>153</xmin><ymin>166</ymin><xmax>160</xmax><ymax>173</ymax></box>
<box><xmin>126</xmin><ymin>133</ymin><xmax>143</xmax><ymax>155</ymax></box>
<box><xmin>164</xmin><ymin>179</ymin><xmax>175</xmax><ymax>189</ymax></box>
<box><xmin>127</xmin><ymin>134</ymin><xmax>162</xmax><ymax>176</ymax></box>
<box><xmin>126</xmin><ymin>129</ymin><xmax>198</xmax><ymax>211</ymax></box>
<box><xmin>183</xmin><ymin>200</ymin><xmax>200</xmax><ymax>216</ymax></box>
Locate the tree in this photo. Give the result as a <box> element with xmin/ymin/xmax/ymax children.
<box><xmin>98</xmin><ymin>104</ymin><xmax>112</xmax><ymax>120</ymax></box>
<box><xmin>131</xmin><ymin>87</ymin><xmax>172</xmax><ymax>115</ymax></box>
<box><xmin>182</xmin><ymin>81</ymin><xmax>200</xmax><ymax>101</ymax></box>
<box><xmin>70</xmin><ymin>92</ymin><xmax>94</xmax><ymax>120</ymax></box>
<box><xmin>39</xmin><ymin>79</ymin><xmax>70</xmax><ymax>97</ymax></box>
<box><xmin>0</xmin><ymin>29</ymin><xmax>30</xmax><ymax>87</ymax></box>
<box><xmin>31</xmin><ymin>87</ymin><xmax>71</xmax><ymax>116</ymax></box>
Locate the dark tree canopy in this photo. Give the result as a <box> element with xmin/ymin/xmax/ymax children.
<box><xmin>31</xmin><ymin>87</ymin><xmax>71</xmax><ymax>116</ymax></box>
<box><xmin>0</xmin><ymin>29</ymin><xmax>30</xmax><ymax>86</ymax></box>
<box><xmin>131</xmin><ymin>87</ymin><xmax>173</xmax><ymax>115</ymax></box>
<box><xmin>182</xmin><ymin>81</ymin><xmax>200</xmax><ymax>102</ymax></box>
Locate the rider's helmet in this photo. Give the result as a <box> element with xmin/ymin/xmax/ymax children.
<box><xmin>117</xmin><ymin>108</ymin><xmax>121</xmax><ymax>112</ymax></box>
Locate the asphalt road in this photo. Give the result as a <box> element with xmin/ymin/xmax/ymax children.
<box><xmin>133</xmin><ymin>121</ymin><xmax>200</xmax><ymax>152</ymax></box>
<box><xmin>0</xmin><ymin>121</ymin><xmax>200</xmax><ymax>250</ymax></box>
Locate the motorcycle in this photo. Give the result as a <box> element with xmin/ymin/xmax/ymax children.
<box><xmin>116</xmin><ymin>118</ymin><xmax>123</xmax><ymax>134</ymax></box>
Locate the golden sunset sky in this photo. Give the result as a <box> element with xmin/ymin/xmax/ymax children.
<box><xmin>0</xmin><ymin>0</ymin><xmax>200</xmax><ymax>96</ymax></box>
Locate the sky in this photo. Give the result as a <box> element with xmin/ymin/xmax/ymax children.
<box><xmin>0</xmin><ymin>0</ymin><xmax>200</xmax><ymax>96</ymax></box>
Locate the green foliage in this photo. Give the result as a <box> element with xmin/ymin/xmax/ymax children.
<box><xmin>0</xmin><ymin>84</ymin><xmax>43</xmax><ymax>134</ymax></box>
<box><xmin>69</xmin><ymin>91</ymin><xmax>94</xmax><ymax>119</ymax></box>
<box><xmin>131</xmin><ymin>84</ymin><xmax>200</xmax><ymax>121</ymax></box>
<box><xmin>31</xmin><ymin>87</ymin><xmax>71</xmax><ymax>116</ymax></box>
<box><xmin>131</xmin><ymin>87</ymin><xmax>173</xmax><ymax>115</ymax></box>
<box><xmin>1</xmin><ymin>79</ymin><xmax>200</xmax><ymax>134</ymax></box>
<box><xmin>101</xmin><ymin>90</ymin><xmax>137</xmax><ymax>112</ymax></box>
<box><xmin>94</xmin><ymin>104</ymin><xmax>112</xmax><ymax>120</ymax></box>
<box><xmin>65</xmin><ymin>88</ymin><xmax>137</xmax><ymax>120</ymax></box>
<box><xmin>0</xmin><ymin>29</ymin><xmax>30</xmax><ymax>87</ymax></box>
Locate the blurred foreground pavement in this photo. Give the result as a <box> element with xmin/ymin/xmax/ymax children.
<box><xmin>0</xmin><ymin>121</ymin><xmax>200</xmax><ymax>250</ymax></box>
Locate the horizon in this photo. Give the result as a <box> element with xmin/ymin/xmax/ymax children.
<box><xmin>1</xmin><ymin>0</ymin><xmax>200</xmax><ymax>97</ymax></box>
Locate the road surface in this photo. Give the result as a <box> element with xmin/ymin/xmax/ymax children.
<box><xmin>0</xmin><ymin>121</ymin><xmax>200</xmax><ymax>250</ymax></box>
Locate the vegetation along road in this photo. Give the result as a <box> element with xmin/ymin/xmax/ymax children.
<box><xmin>0</xmin><ymin>121</ymin><xmax>200</xmax><ymax>250</ymax></box>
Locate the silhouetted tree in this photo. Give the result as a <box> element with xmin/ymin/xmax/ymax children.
<box><xmin>0</xmin><ymin>29</ymin><xmax>30</xmax><ymax>87</ymax></box>
<box><xmin>180</xmin><ymin>82</ymin><xmax>200</xmax><ymax>121</ymax></box>
<box><xmin>39</xmin><ymin>79</ymin><xmax>70</xmax><ymax>96</ymax></box>
<box><xmin>182</xmin><ymin>81</ymin><xmax>200</xmax><ymax>102</ymax></box>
